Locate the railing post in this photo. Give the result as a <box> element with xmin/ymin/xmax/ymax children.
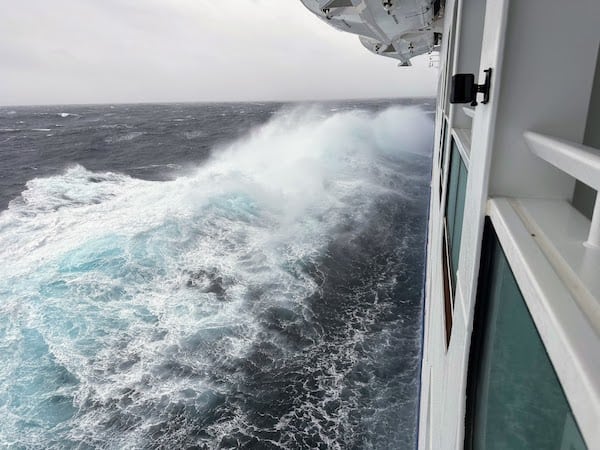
<box><xmin>585</xmin><ymin>194</ymin><xmax>600</xmax><ymax>249</ymax></box>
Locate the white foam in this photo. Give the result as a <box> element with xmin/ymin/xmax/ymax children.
<box><xmin>104</xmin><ymin>131</ymin><xmax>145</xmax><ymax>143</ymax></box>
<box><xmin>0</xmin><ymin>105</ymin><xmax>433</xmax><ymax>446</ymax></box>
<box><xmin>183</xmin><ymin>130</ymin><xmax>205</xmax><ymax>139</ymax></box>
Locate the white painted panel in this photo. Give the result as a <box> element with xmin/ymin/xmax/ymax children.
<box><xmin>488</xmin><ymin>0</ymin><xmax>600</xmax><ymax>199</ymax></box>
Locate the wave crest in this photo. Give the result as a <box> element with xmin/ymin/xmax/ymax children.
<box><xmin>0</xmin><ymin>105</ymin><xmax>432</xmax><ymax>447</ymax></box>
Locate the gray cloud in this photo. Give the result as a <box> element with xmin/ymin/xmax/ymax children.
<box><xmin>0</xmin><ymin>0</ymin><xmax>438</xmax><ymax>105</ymax></box>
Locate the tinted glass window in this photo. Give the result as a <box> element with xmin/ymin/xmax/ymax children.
<box><xmin>451</xmin><ymin>157</ymin><xmax>467</xmax><ymax>273</ymax></box>
<box><xmin>445</xmin><ymin>139</ymin><xmax>468</xmax><ymax>285</ymax></box>
<box><xmin>469</xmin><ymin>232</ymin><xmax>587</xmax><ymax>449</ymax></box>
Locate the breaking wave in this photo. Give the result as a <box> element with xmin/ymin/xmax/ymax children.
<box><xmin>0</xmin><ymin>106</ymin><xmax>432</xmax><ymax>448</ymax></box>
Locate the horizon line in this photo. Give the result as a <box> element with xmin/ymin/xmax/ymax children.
<box><xmin>0</xmin><ymin>95</ymin><xmax>436</xmax><ymax>109</ymax></box>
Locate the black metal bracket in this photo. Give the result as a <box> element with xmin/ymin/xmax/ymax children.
<box><xmin>476</xmin><ymin>68</ymin><xmax>492</xmax><ymax>106</ymax></box>
<box><xmin>450</xmin><ymin>68</ymin><xmax>492</xmax><ymax>107</ymax></box>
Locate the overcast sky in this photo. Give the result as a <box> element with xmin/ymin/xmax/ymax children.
<box><xmin>0</xmin><ymin>0</ymin><xmax>438</xmax><ymax>105</ymax></box>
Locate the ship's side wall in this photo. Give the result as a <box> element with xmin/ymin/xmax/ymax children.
<box><xmin>417</xmin><ymin>0</ymin><xmax>458</xmax><ymax>446</ymax></box>
<box><xmin>420</xmin><ymin>0</ymin><xmax>600</xmax><ymax>448</ymax></box>
<box><xmin>419</xmin><ymin>0</ymin><xmax>510</xmax><ymax>447</ymax></box>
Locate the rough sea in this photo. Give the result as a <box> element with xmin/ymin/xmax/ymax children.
<box><xmin>0</xmin><ymin>99</ymin><xmax>433</xmax><ymax>449</ymax></box>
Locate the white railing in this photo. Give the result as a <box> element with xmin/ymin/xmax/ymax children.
<box><xmin>524</xmin><ymin>132</ymin><xmax>600</xmax><ymax>190</ymax></box>
<box><xmin>524</xmin><ymin>131</ymin><xmax>600</xmax><ymax>249</ymax></box>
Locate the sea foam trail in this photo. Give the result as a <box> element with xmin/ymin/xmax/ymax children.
<box><xmin>0</xmin><ymin>106</ymin><xmax>432</xmax><ymax>448</ymax></box>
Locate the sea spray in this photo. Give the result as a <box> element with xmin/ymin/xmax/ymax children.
<box><xmin>0</xmin><ymin>104</ymin><xmax>432</xmax><ymax>449</ymax></box>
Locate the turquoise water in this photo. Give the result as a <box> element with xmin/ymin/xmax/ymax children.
<box><xmin>0</xmin><ymin>103</ymin><xmax>433</xmax><ymax>448</ymax></box>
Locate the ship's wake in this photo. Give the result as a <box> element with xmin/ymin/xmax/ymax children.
<box><xmin>0</xmin><ymin>106</ymin><xmax>432</xmax><ymax>449</ymax></box>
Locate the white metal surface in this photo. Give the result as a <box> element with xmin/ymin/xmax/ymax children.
<box><xmin>487</xmin><ymin>1</ymin><xmax>600</xmax><ymax>200</ymax></box>
<box><xmin>524</xmin><ymin>131</ymin><xmax>600</xmax><ymax>191</ymax></box>
<box><xmin>299</xmin><ymin>0</ymin><xmax>442</xmax><ymax>65</ymax></box>
<box><xmin>590</xmin><ymin>198</ymin><xmax>600</xmax><ymax>250</ymax></box>
<box><xmin>461</xmin><ymin>106</ymin><xmax>475</xmax><ymax>119</ymax></box>
<box><xmin>512</xmin><ymin>198</ymin><xmax>600</xmax><ymax>332</ymax></box>
<box><xmin>451</xmin><ymin>127</ymin><xmax>471</xmax><ymax>162</ymax></box>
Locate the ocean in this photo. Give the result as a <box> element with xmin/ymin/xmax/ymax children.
<box><xmin>0</xmin><ymin>99</ymin><xmax>433</xmax><ymax>449</ymax></box>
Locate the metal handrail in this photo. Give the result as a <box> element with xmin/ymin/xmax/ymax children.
<box><xmin>524</xmin><ymin>131</ymin><xmax>600</xmax><ymax>249</ymax></box>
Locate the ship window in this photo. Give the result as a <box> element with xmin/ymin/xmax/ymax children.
<box><xmin>465</xmin><ymin>223</ymin><xmax>587</xmax><ymax>450</ymax></box>
<box><xmin>441</xmin><ymin>138</ymin><xmax>468</xmax><ymax>347</ymax></box>
<box><xmin>439</xmin><ymin>120</ymin><xmax>448</xmax><ymax>200</ymax></box>
<box><xmin>440</xmin><ymin>120</ymin><xmax>448</xmax><ymax>171</ymax></box>
<box><xmin>445</xmin><ymin>138</ymin><xmax>468</xmax><ymax>286</ymax></box>
<box><xmin>453</xmin><ymin>0</ymin><xmax>486</xmax><ymax>130</ymax></box>
<box><xmin>441</xmin><ymin>220</ymin><xmax>453</xmax><ymax>346</ymax></box>
<box><xmin>444</xmin><ymin>6</ymin><xmax>460</xmax><ymax>113</ymax></box>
